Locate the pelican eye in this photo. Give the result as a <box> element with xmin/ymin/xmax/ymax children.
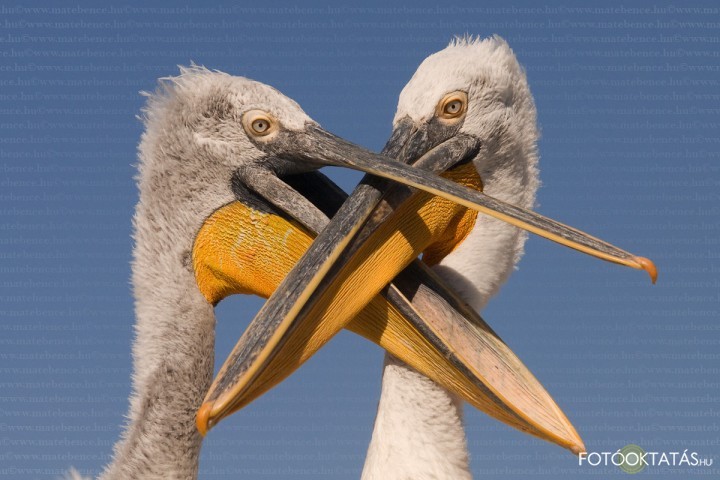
<box><xmin>437</xmin><ymin>92</ymin><xmax>468</xmax><ymax>121</ymax></box>
<box><xmin>242</xmin><ymin>110</ymin><xmax>277</xmax><ymax>138</ymax></box>
<box><xmin>252</xmin><ymin>119</ymin><xmax>270</xmax><ymax>133</ymax></box>
<box><xmin>445</xmin><ymin>100</ymin><xmax>462</xmax><ymax>114</ymax></box>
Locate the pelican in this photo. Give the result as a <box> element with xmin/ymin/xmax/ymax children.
<box><xmin>199</xmin><ymin>37</ymin><xmax>656</xmax><ymax>477</ymax></box>
<box><xmin>362</xmin><ymin>35</ymin><xmax>551</xmax><ymax>478</ymax></box>
<box><xmin>75</xmin><ymin>54</ymin><xmax>655</xmax><ymax>478</ymax></box>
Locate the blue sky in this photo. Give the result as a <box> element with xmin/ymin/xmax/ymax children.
<box><xmin>1</xmin><ymin>1</ymin><xmax>718</xmax><ymax>478</ymax></box>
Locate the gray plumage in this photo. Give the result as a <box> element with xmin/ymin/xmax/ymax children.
<box><xmin>97</xmin><ymin>68</ymin><xmax>316</xmax><ymax>480</ymax></box>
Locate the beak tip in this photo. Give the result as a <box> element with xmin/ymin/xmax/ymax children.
<box><xmin>569</xmin><ymin>443</ymin><xmax>586</xmax><ymax>456</ymax></box>
<box><xmin>196</xmin><ymin>401</ymin><xmax>214</xmax><ymax>437</ymax></box>
<box><xmin>634</xmin><ymin>256</ymin><xmax>658</xmax><ymax>284</ymax></box>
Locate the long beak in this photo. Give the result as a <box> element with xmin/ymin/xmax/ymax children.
<box><xmin>194</xmin><ymin>169</ymin><xmax>585</xmax><ymax>452</ymax></box>
<box><xmin>197</xmin><ymin>124</ymin><xmax>655</xmax><ymax>450</ymax></box>
<box><xmin>296</xmin><ymin>125</ymin><xmax>656</xmax><ymax>277</ymax></box>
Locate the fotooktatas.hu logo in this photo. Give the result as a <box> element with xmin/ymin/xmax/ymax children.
<box><xmin>578</xmin><ymin>444</ymin><xmax>714</xmax><ymax>474</ymax></box>
<box><xmin>618</xmin><ymin>444</ymin><xmax>646</xmax><ymax>474</ymax></box>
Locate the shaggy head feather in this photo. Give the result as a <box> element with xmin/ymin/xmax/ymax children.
<box><xmin>397</xmin><ymin>35</ymin><xmax>541</xmax><ymax>310</ymax></box>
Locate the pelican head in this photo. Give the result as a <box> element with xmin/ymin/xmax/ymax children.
<box><xmin>389</xmin><ymin>36</ymin><xmax>656</xmax><ymax>275</ymax></box>
<box><xmin>395</xmin><ymin>35</ymin><xmax>538</xmax><ymax>208</ymax></box>
<box><xmin>141</xmin><ymin>68</ymin><xmax>311</xmax><ymax>183</ymax></box>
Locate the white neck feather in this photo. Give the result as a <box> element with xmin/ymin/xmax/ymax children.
<box><xmin>363</xmin><ymin>140</ymin><xmax>538</xmax><ymax>479</ymax></box>
<box><xmin>433</xmin><ymin>140</ymin><xmax>538</xmax><ymax>313</ymax></box>
<box><xmin>362</xmin><ymin>354</ymin><xmax>470</xmax><ymax>480</ymax></box>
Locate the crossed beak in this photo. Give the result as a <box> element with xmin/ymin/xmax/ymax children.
<box><xmin>191</xmin><ymin>121</ymin><xmax>656</xmax><ymax>454</ymax></box>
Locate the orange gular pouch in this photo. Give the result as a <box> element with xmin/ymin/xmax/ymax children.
<box><xmin>190</xmin><ymin>165</ymin><xmax>483</xmax><ymax>401</ymax></box>
<box><xmin>192</xmin><ymin>201</ymin><xmax>314</xmax><ymax>305</ymax></box>
<box><xmin>192</xmin><ymin>163</ymin><xmax>480</xmax><ymax>315</ymax></box>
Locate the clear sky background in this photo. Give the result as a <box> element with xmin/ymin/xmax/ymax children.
<box><xmin>1</xmin><ymin>1</ymin><xmax>718</xmax><ymax>478</ymax></box>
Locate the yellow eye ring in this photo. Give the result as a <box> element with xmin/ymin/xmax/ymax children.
<box><xmin>242</xmin><ymin>110</ymin><xmax>277</xmax><ymax>138</ymax></box>
<box><xmin>437</xmin><ymin>91</ymin><xmax>468</xmax><ymax>121</ymax></box>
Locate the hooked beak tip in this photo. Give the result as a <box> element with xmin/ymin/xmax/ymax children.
<box><xmin>196</xmin><ymin>401</ymin><xmax>215</xmax><ymax>437</ymax></box>
<box><xmin>570</xmin><ymin>443</ymin><xmax>587</xmax><ymax>456</ymax></box>
<box><xmin>634</xmin><ymin>256</ymin><xmax>658</xmax><ymax>284</ymax></box>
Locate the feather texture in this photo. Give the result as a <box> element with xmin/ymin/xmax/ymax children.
<box><xmin>364</xmin><ymin>35</ymin><xmax>539</xmax><ymax>479</ymax></box>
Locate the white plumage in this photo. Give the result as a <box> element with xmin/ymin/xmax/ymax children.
<box><xmin>363</xmin><ymin>35</ymin><xmax>540</xmax><ymax>479</ymax></box>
